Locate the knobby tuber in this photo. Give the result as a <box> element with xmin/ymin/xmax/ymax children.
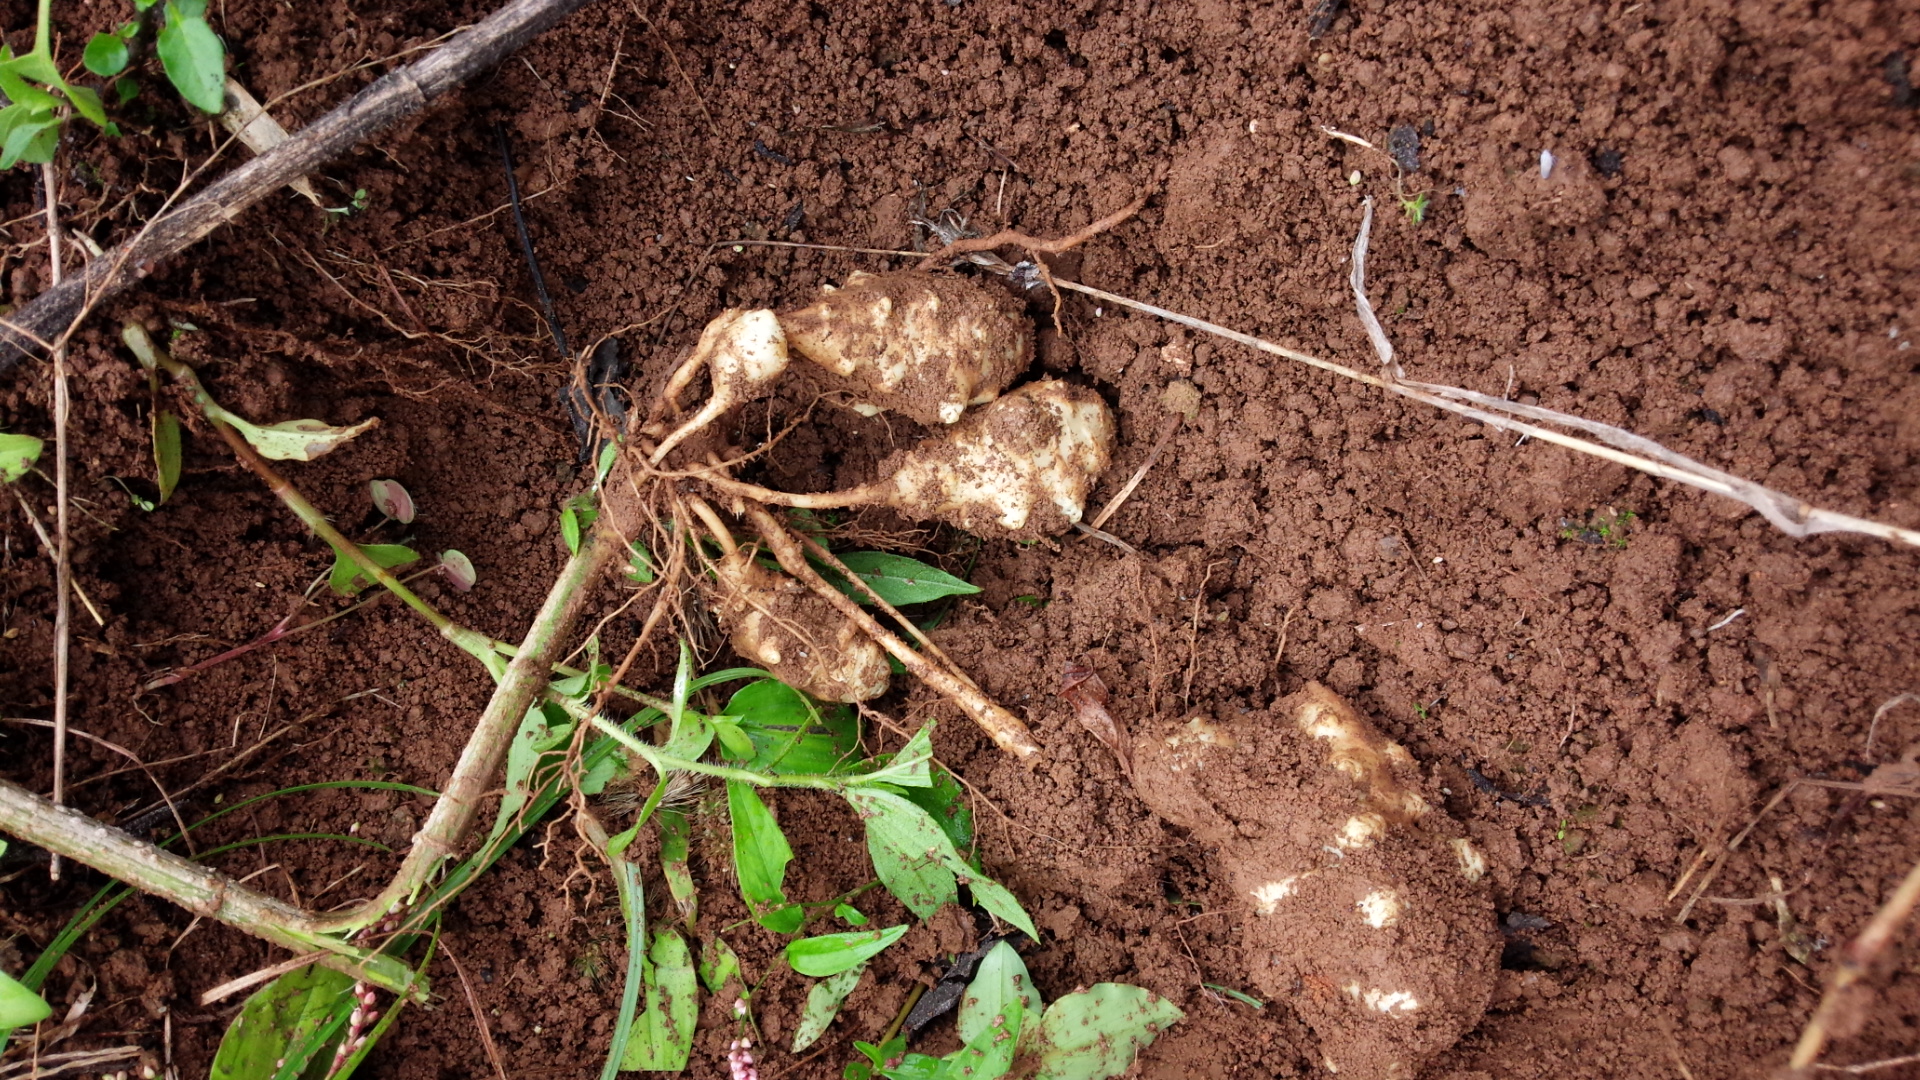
<box><xmin>1131</xmin><ymin>683</ymin><xmax>1497</xmax><ymax>1080</ymax></box>
<box><xmin>700</xmin><ymin>380</ymin><xmax>1115</xmax><ymax>541</ymax></box>
<box><xmin>712</xmin><ymin>548</ymin><xmax>891</xmax><ymax>703</ymax></box>
<box><xmin>779</xmin><ymin>270</ymin><xmax>1030</xmax><ymax>425</ymax></box>
<box><xmin>651</xmin><ymin>308</ymin><xmax>789</xmax><ymax>463</ymax></box>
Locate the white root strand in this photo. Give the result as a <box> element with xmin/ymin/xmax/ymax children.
<box><xmin>1045</xmin><ymin>229</ymin><xmax>1920</xmax><ymax>552</ymax></box>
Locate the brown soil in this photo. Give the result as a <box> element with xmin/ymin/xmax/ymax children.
<box><xmin>5</xmin><ymin>0</ymin><xmax>1920</xmax><ymax>1077</ymax></box>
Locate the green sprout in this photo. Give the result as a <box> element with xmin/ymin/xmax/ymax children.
<box><xmin>1398</xmin><ymin>189</ymin><xmax>1431</xmax><ymax>225</ymax></box>
<box><xmin>1559</xmin><ymin>507</ymin><xmax>1637</xmax><ymax>549</ymax></box>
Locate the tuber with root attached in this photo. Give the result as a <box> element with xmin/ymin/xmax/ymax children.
<box><xmin>779</xmin><ymin>270</ymin><xmax>1030</xmax><ymax>425</ymax></box>
<box><xmin>651</xmin><ymin>308</ymin><xmax>789</xmax><ymax>464</ymax></box>
<box><xmin>686</xmin><ymin>496</ymin><xmax>890</xmax><ymax>704</ymax></box>
<box><xmin>698</xmin><ymin>379</ymin><xmax>1115</xmax><ymax>541</ymax></box>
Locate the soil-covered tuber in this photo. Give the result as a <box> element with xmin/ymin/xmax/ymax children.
<box><xmin>779</xmin><ymin>270</ymin><xmax>1030</xmax><ymax>426</ymax></box>
<box><xmin>712</xmin><ymin>548</ymin><xmax>890</xmax><ymax>703</ymax></box>
<box><xmin>1131</xmin><ymin>682</ymin><xmax>1497</xmax><ymax>1080</ymax></box>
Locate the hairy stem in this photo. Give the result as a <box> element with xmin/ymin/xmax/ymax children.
<box><xmin>0</xmin><ymin>780</ymin><xmax>418</xmax><ymax>995</ymax></box>
<box><xmin>310</xmin><ymin>517</ymin><xmax>619</xmax><ymax>933</ymax></box>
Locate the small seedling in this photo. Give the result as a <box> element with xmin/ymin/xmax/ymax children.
<box><xmin>324</xmin><ymin>187</ymin><xmax>370</xmax><ymax>217</ymax></box>
<box><xmin>367</xmin><ymin>478</ymin><xmax>415</xmax><ymax>524</ymax></box>
<box><xmin>1559</xmin><ymin>507</ymin><xmax>1636</xmax><ymax>549</ymax></box>
<box><xmin>1398</xmin><ymin>189</ymin><xmax>1431</xmax><ymax>224</ymax></box>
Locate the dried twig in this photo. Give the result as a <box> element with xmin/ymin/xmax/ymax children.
<box><xmin>40</xmin><ymin>161</ymin><xmax>71</xmax><ymax>882</ymax></box>
<box><xmin>1790</xmin><ymin>856</ymin><xmax>1920</xmax><ymax>1069</ymax></box>
<box><xmin>1087</xmin><ymin>413</ymin><xmax>1182</xmax><ymax>531</ymax></box>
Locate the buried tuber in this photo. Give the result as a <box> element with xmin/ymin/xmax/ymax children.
<box><xmin>1131</xmin><ymin>683</ymin><xmax>1498</xmax><ymax>1080</ymax></box>
<box><xmin>687</xmin><ymin>496</ymin><xmax>891</xmax><ymax>703</ymax></box>
<box><xmin>704</xmin><ymin>379</ymin><xmax>1115</xmax><ymax>541</ymax></box>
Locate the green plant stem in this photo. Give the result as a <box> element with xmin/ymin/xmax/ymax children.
<box><xmin>0</xmin><ymin>779</ymin><xmax>417</xmax><ymax>995</ymax></box>
<box><xmin>309</xmin><ymin>516</ymin><xmax>620</xmax><ymax>934</ymax></box>
<box><xmin>123</xmin><ymin>325</ymin><xmax>504</xmax><ymax>676</ymax></box>
<box><xmin>579</xmin><ymin>709</ymin><xmax>839</xmax><ymax>790</ymax></box>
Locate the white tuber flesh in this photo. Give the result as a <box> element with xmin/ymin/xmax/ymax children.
<box><xmin>779</xmin><ymin>271</ymin><xmax>1031</xmax><ymax>426</ymax></box>
<box><xmin>651</xmin><ymin>309</ymin><xmax>789</xmax><ymax>464</ymax></box>
<box><xmin>697</xmin><ymin>380</ymin><xmax>1115</xmax><ymax>541</ymax></box>
<box><xmin>711</xmin><ymin>549</ymin><xmax>890</xmax><ymax>703</ymax></box>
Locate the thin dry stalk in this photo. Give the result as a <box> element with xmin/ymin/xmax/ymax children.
<box><xmin>1043</xmin><ymin>215</ymin><xmax>1920</xmax><ymax>551</ymax></box>
<box><xmin>199</xmin><ymin>951</ymin><xmax>329</xmax><ymax>1005</ymax></box>
<box><xmin>1864</xmin><ymin>693</ymin><xmax>1920</xmax><ymax>757</ymax></box>
<box><xmin>1811</xmin><ymin>1051</ymin><xmax>1920</xmax><ymax>1074</ymax></box>
<box><xmin>1789</xmin><ymin>856</ymin><xmax>1920</xmax><ymax>1069</ymax></box>
<box><xmin>41</xmin><ymin>161</ymin><xmax>71</xmax><ymax>882</ymax></box>
<box><xmin>10</xmin><ymin>490</ymin><xmax>102</xmax><ymax>625</ymax></box>
<box><xmin>442</xmin><ymin>940</ymin><xmax>509</xmax><ymax>1080</ymax></box>
<box><xmin>1088</xmin><ymin>413</ymin><xmax>1183</xmax><ymax>531</ymax></box>
<box><xmin>742</xmin><ymin>505</ymin><xmax>1041</xmax><ymax>760</ymax></box>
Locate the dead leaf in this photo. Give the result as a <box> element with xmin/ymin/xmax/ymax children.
<box><xmin>1061</xmin><ymin>659</ymin><xmax>1131</xmax><ymax>779</ymax></box>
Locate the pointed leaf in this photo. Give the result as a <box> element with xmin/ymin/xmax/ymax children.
<box><xmin>485</xmin><ymin>705</ymin><xmax>568</xmax><ymax>852</ymax></box>
<box><xmin>698</xmin><ymin>936</ymin><xmax>742</xmax><ymax>996</ymax></box>
<box><xmin>860</xmin><ymin>724</ymin><xmax>933</xmax><ymax>788</ymax></box>
<box><xmin>208</xmin><ymin>964</ymin><xmax>355</xmax><ymax>1080</ymax></box>
<box><xmin>823</xmin><ymin>551</ymin><xmax>980</xmax><ymax>606</ymax></box>
<box><xmin>726</xmin><ymin>679</ymin><xmax>859</xmax><ymax>775</ymax></box>
<box><xmin>0</xmin><ymin>969</ymin><xmax>51</xmax><ymax>1030</ymax></box>
<box><xmin>793</xmin><ymin>963</ymin><xmax>865</xmax><ymax>1053</ymax></box>
<box><xmin>958</xmin><ymin>941</ymin><xmax>1040</xmax><ymax>1047</ymax></box>
<box><xmin>845</xmin><ymin>788</ymin><xmax>957</xmax><ymax>920</ymax></box>
<box><xmin>64</xmin><ymin>84</ymin><xmax>108</xmax><ymax>128</ymax></box>
<box><xmin>158</xmin><ymin>4</ymin><xmax>227</xmax><ymax>113</ymax></box>
<box><xmin>659</xmin><ymin>808</ymin><xmax>697</xmax><ymax>928</ymax></box>
<box><xmin>152</xmin><ymin>410</ymin><xmax>181</xmax><ymax>502</ymax></box>
<box><xmin>728</xmin><ymin>781</ymin><xmax>802</xmax><ymax>933</ymax></box>
<box><xmin>326</xmin><ymin>542</ymin><xmax>419</xmax><ymax>596</ymax></box>
<box><xmin>622</xmin><ymin>928</ymin><xmax>697</xmax><ymax>1071</ymax></box>
<box><xmin>942</xmin><ymin>982</ymin><xmax>1022</xmax><ymax>1080</ymax></box>
<box><xmin>786</xmin><ymin>925</ymin><xmax>909</xmax><ymax>977</ymax></box>
<box><xmin>229</xmin><ymin>415</ymin><xmax>378</xmax><ymax>461</ymax></box>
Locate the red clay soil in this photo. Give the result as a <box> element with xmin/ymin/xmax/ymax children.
<box><xmin>5</xmin><ymin>0</ymin><xmax>1920</xmax><ymax>1077</ymax></box>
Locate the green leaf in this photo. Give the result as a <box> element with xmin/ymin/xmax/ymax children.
<box><xmin>659</xmin><ymin>808</ymin><xmax>697</xmax><ymax>928</ymax></box>
<box><xmin>0</xmin><ymin>432</ymin><xmax>43</xmax><ymax>483</ymax></box>
<box><xmin>834</xmin><ymin>902</ymin><xmax>869</xmax><ymax>927</ymax></box>
<box><xmin>824</xmin><ymin>551</ymin><xmax>980</xmax><ymax>607</ymax></box>
<box><xmin>698</xmin><ymin>936</ymin><xmax>742</xmax><ymax>996</ymax></box>
<box><xmin>1028</xmin><ymin>984</ymin><xmax>1184</xmax><ymax>1080</ymax></box>
<box><xmin>602</xmin><ymin>837</ymin><xmax>646</xmax><ymax>1080</ymax></box>
<box><xmin>707</xmin><ymin>715</ymin><xmax>752</xmax><ymax>760</ymax></box>
<box><xmin>902</xmin><ymin>763</ymin><xmax>973</xmax><ymax>856</ymax></box>
<box><xmin>955</xmin><ymin>871</ymin><xmax>1036</xmax><ymax>946</ymax></box>
<box><xmin>958</xmin><ymin>941</ymin><xmax>1039</xmax><ymax>1047</ymax></box>
<box><xmin>941</xmin><ymin>979</ymin><xmax>1023</xmax><ymax>1080</ymax></box>
<box><xmin>793</xmin><ymin>963</ymin><xmax>866</xmax><ymax>1053</ymax></box>
<box><xmin>625</xmin><ymin>539</ymin><xmax>655</xmax><ymax>583</ymax></box>
<box><xmin>484</xmin><ymin>705</ymin><xmax>568</xmax><ymax>853</ymax></box>
<box><xmin>727</xmin><ymin>679</ymin><xmax>859</xmax><ymax>775</ymax></box>
<box><xmin>64</xmin><ymin>84</ymin><xmax>108</xmax><ymax>128</ymax></box>
<box><xmin>208</xmin><ymin>964</ymin><xmax>355</xmax><ymax>1080</ymax></box>
<box><xmin>595</xmin><ymin>439</ymin><xmax>618</xmax><ymax>485</ymax></box>
<box><xmin>845</xmin><ymin>788</ymin><xmax>956</xmax><ymax>920</ymax></box>
<box><xmin>786</xmin><ymin>925</ymin><xmax>909</xmax><ymax>977</ymax></box>
<box><xmin>326</xmin><ymin>542</ymin><xmax>419</xmax><ymax>596</ymax></box>
<box><xmin>621</xmin><ymin>928</ymin><xmax>697</xmax><ymax>1071</ymax></box>
<box><xmin>0</xmin><ymin>109</ymin><xmax>59</xmax><ymax>169</ymax></box>
<box><xmin>560</xmin><ymin>505</ymin><xmax>581</xmax><ymax>554</ymax></box>
<box><xmin>728</xmin><ymin>781</ymin><xmax>803</xmax><ymax>933</ymax></box>
<box><xmin>152</xmin><ymin>410</ymin><xmax>181</xmax><ymax>502</ymax></box>
<box><xmin>859</xmin><ymin>724</ymin><xmax>934</xmax><ymax>789</ymax></box>
<box><xmin>0</xmin><ymin>969</ymin><xmax>51</xmax><ymax>1031</ymax></box>
<box><xmin>157</xmin><ymin>4</ymin><xmax>227</xmax><ymax>113</ymax></box>
<box><xmin>114</xmin><ymin>77</ymin><xmax>139</xmax><ymax>105</ymax></box>
<box><xmin>221</xmin><ymin>414</ymin><xmax>378</xmax><ymax>461</ymax></box>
